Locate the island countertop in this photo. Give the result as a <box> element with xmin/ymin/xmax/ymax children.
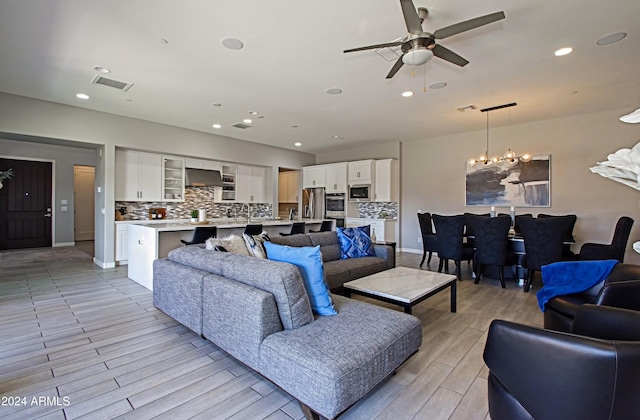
<box><xmin>126</xmin><ymin>219</ymin><xmax>329</xmax><ymax>290</ymax></box>
<box><xmin>129</xmin><ymin>218</ymin><xmax>327</xmax><ymax>232</ymax></box>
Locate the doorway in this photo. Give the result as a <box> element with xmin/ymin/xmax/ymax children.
<box><xmin>74</xmin><ymin>165</ymin><xmax>95</xmax><ymax>241</ymax></box>
<box><xmin>0</xmin><ymin>158</ymin><xmax>53</xmax><ymax>250</ymax></box>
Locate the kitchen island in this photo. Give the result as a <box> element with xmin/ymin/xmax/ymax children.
<box><xmin>127</xmin><ymin>219</ymin><xmax>328</xmax><ymax>290</ymax></box>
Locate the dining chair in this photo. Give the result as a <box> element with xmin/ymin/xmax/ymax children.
<box><xmin>279</xmin><ymin>221</ymin><xmax>306</xmax><ymax>236</ymax></box>
<box><xmin>180</xmin><ymin>226</ymin><xmax>217</xmax><ymax>245</ymax></box>
<box><xmin>579</xmin><ymin>216</ymin><xmax>634</xmax><ymax>263</ymax></box>
<box><xmin>309</xmin><ymin>220</ymin><xmax>333</xmax><ymax>232</ymax></box>
<box><xmin>432</xmin><ymin>214</ymin><xmax>475</xmax><ymax>280</ymax></box>
<box><xmin>417</xmin><ymin>212</ymin><xmax>439</xmax><ymax>267</ymax></box>
<box><xmin>518</xmin><ymin>217</ymin><xmax>566</xmax><ymax>292</ymax></box>
<box><xmin>244</xmin><ymin>224</ymin><xmax>263</xmax><ymax>236</ymax></box>
<box><xmin>467</xmin><ymin>215</ymin><xmax>516</xmax><ymax>288</ymax></box>
<box><xmin>513</xmin><ymin>214</ymin><xmax>533</xmax><ymax>236</ymax></box>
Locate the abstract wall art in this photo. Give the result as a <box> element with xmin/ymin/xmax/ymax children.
<box><xmin>466</xmin><ymin>155</ymin><xmax>550</xmax><ymax>207</ymax></box>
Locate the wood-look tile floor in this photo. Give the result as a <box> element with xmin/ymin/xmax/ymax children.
<box><xmin>0</xmin><ymin>248</ymin><xmax>543</xmax><ymax>419</ymax></box>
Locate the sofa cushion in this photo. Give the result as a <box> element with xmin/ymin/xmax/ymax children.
<box><xmin>258</xmin><ymin>295</ymin><xmax>422</xmax><ymax>419</ymax></box>
<box><xmin>205</xmin><ymin>234</ymin><xmax>251</xmax><ymax>256</ymax></box>
<box><xmin>243</xmin><ymin>232</ymin><xmax>270</xmax><ymax>259</ymax></box>
<box><xmin>270</xmin><ymin>234</ymin><xmax>313</xmax><ymax>248</ymax></box>
<box><xmin>309</xmin><ymin>231</ymin><xmax>342</xmax><ymax>262</ymax></box>
<box><xmin>167</xmin><ymin>246</ymin><xmax>313</xmax><ymax>329</ymax></box>
<box><xmin>264</xmin><ymin>242</ymin><xmax>337</xmax><ymax>316</ymax></box>
<box><xmin>340</xmin><ymin>256</ymin><xmax>389</xmax><ymax>280</ymax></box>
<box><xmin>337</xmin><ymin>226</ymin><xmax>375</xmax><ymax>259</ymax></box>
<box><xmin>323</xmin><ymin>260</ymin><xmax>352</xmax><ymax>291</ymax></box>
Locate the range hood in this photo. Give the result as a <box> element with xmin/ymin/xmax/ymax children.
<box><xmin>185</xmin><ymin>168</ymin><xmax>223</xmax><ymax>187</ymax></box>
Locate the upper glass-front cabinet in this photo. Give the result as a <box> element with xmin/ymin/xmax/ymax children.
<box><xmin>162</xmin><ymin>156</ymin><xmax>185</xmax><ymax>202</ymax></box>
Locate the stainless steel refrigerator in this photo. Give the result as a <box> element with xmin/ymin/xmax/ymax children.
<box><xmin>303</xmin><ymin>187</ymin><xmax>325</xmax><ymax>219</ymax></box>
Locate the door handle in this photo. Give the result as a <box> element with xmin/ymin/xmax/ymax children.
<box><xmin>44</xmin><ymin>213</ymin><xmax>52</xmax><ymax>217</ymax></box>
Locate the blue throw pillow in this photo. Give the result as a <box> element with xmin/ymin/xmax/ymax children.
<box><xmin>263</xmin><ymin>242</ymin><xmax>337</xmax><ymax>316</ymax></box>
<box><xmin>336</xmin><ymin>226</ymin><xmax>375</xmax><ymax>259</ymax></box>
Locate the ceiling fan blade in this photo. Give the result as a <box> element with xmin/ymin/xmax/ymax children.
<box><xmin>344</xmin><ymin>41</ymin><xmax>404</xmax><ymax>53</ymax></box>
<box><xmin>432</xmin><ymin>44</ymin><xmax>469</xmax><ymax>67</ymax></box>
<box><xmin>433</xmin><ymin>11</ymin><xmax>505</xmax><ymax>39</ymax></box>
<box><xmin>386</xmin><ymin>56</ymin><xmax>405</xmax><ymax>79</ymax></box>
<box><xmin>400</xmin><ymin>0</ymin><xmax>423</xmax><ymax>35</ymax></box>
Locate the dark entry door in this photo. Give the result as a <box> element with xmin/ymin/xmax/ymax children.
<box><xmin>0</xmin><ymin>158</ymin><xmax>52</xmax><ymax>250</ymax></box>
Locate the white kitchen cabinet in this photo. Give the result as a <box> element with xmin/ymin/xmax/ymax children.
<box><xmin>115</xmin><ymin>223</ymin><xmax>129</xmax><ymax>263</ymax></box>
<box><xmin>237</xmin><ymin>165</ymin><xmax>266</xmax><ymax>203</ymax></box>
<box><xmin>302</xmin><ymin>165</ymin><xmax>326</xmax><ymax>188</ymax></box>
<box><xmin>278</xmin><ymin>171</ymin><xmax>299</xmax><ymax>203</ymax></box>
<box><xmin>115</xmin><ymin>150</ymin><xmax>162</xmax><ymax>202</ymax></box>
<box><xmin>325</xmin><ymin>162</ymin><xmax>348</xmax><ymax>193</ymax></box>
<box><xmin>375</xmin><ymin>159</ymin><xmax>398</xmax><ymax>202</ymax></box>
<box><xmin>162</xmin><ymin>156</ymin><xmax>185</xmax><ymax>202</ymax></box>
<box><xmin>185</xmin><ymin>158</ymin><xmax>221</xmax><ymax>171</ymax></box>
<box><xmin>348</xmin><ymin>160</ymin><xmax>375</xmax><ymax>185</ymax></box>
<box><xmin>220</xmin><ymin>164</ymin><xmax>237</xmax><ymax>202</ymax></box>
<box><xmin>345</xmin><ymin>217</ymin><xmax>396</xmax><ymax>242</ymax></box>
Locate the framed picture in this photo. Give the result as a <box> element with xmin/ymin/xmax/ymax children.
<box><xmin>465</xmin><ymin>155</ymin><xmax>550</xmax><ymax>207</ymax></box>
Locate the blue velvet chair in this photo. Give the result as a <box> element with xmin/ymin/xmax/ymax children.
<box><xmin>518</xmin><ymin>217</ymin><xmax>566</xmax><ymax>292</ymax></box>
<box><xmin>467</xmin><ymin>215</ymin><xmax>516</xmax><ymax>288</ymax></box>
<box><xmin>432</xmin><ymin>214</ymin><xmax>475</xmax><ymax>280</ymax></box>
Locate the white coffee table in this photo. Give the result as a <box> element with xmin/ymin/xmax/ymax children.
<box><xmin>343</xmin><ymin>267</ymin><xmax>457</xmax><ymax>314</ymax></box>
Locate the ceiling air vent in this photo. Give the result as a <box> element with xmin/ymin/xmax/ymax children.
<box><xmin>456</xmin><ymin>104</ymin><xmax>477</xmax><ymax>112</ymax></box>
<box><xmin>232</xmin><ymin>123</ymin><xmax>252</xmax><ymax>129</ymax></box>
<box><xmin>91</xmin><ymin>75</ymin><xmax>134</xmax><ymax>92</ymax></box>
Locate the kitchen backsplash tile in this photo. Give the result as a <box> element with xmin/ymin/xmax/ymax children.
<box><xmin>116</xmin><ymin>187</ymin><xmax>271</xmax><ymax>220</ymax></box>
<box><xmin>358</xmin><ymin>202</ymin><xmax>398</xmax><ymax>219</ymax></box>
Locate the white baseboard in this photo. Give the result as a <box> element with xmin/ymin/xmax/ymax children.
<box><xmin>93</xmin><ymin>257</ymin><xmax>116</xmax><ymax>269</ymax></box>
<box><xmin>53</xmin><ymin>242</ymin><xmax>75</xmax><ymax>247</ymax></box>
<box><xmin>400</xmin><ymin>247</ymin><xmax>422</xmax><ymax>254</ymax></box>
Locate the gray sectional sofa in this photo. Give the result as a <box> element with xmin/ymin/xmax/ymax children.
<box><xmin>153</xmin><ymin>246</ymin><xmax>421</xmax><ymax>419</ymax></box>
<box><xmin>270</xmin><ymin>231</ymin><xmax>394</xmax><ymax>292</ymax></box>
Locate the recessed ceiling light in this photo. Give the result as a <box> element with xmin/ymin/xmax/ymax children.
<box><xmin>332</xmin><ymin>135</ymin><xmax>344</xmax><ymax>140</ymax></box>
<box><xmin>157</xmin><ymin>38</ymin><xmax>168</xmax><ymax>45</ymax></box>
<box><xmin>402</xmin><ymin>91</ymin><xmax>414</xmax><ymax>97</ymax></box>
<box><xmin>326</xmin><ymin>88</ymin><xmax>342</xmax><ymax>95</ymax></box>
<box><xmin>249</xmin><ymin>111</ymin><xmax>259</xmax><ymax>115</ymax></box>
<box><xmin>212</xmin><ymin>103</ymin><xmax>222</xmax><ymax>107</ymax></box>
<box><xmin>291</xmin><ymin>124</ymin><xmax>298</xmax><ymax>128</ymax></box>
<box><xmin>93</xmin><ymin>66</ymin><xmax>110</xmax><ymax>74</ymax></box>
<box><xmin>221</xmin><ymin>37</ymin><xmax>244</xmax><ymax>50</ymax></box>
<box><xmin>243</xmin><ymin>119</ymin><xmax>252</xmax><ymax>124</ymax></box>
<box><xmin>294</xmin><ymin>142</ymin><xmax>302</xmax><ymax>147</ymax></box>
<box><xmin>554</xmin><ymin>47</ymin><xmax>573</xmax><ymax>56</ymax></box>
<box><xmin>429</xmin><ymin>82</ymin><xmax>447</xmax><ymax>89</ymax></box>
<box><xmin>596</xmin><ymin>32</ymin><xmax>627</xmax><ymax>46</ymax></box>
<box><xmin>212</xmin><ymin>124</ymin><xmax>222</xmax><ymax>129</ymax></box>
<box><xmin>76</xmin><ymin>93</ymin><xmax>89</xmax><ymax>99</ymax></box>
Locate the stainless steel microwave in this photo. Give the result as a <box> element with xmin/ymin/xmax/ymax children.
<box><xmin>349</xmin><ymin>185</ymin><xmax>372</xmax><ymax>201</ymax></box>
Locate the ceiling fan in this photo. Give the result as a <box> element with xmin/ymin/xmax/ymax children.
<box><xmin>343</xmin><ymin>0</ymin><xmax>505</xmax><ymax>79</ymax></box>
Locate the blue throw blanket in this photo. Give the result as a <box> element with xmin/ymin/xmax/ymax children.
<box><xmin>536</xmin><ymin>259</ymin><xmax>618</xmax><ymax>311</ymax></box>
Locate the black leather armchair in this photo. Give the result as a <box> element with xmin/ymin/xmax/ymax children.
<box><xmin>544</xmin><ymin>263</ymin><xmax>640</xmax><ymax>332</ymax></box>
<box><xmin>579</xmin><ymin>216</ymin><xmax>634</xmax><ymax>263</ymax></box>
<box><xmin>484</xmin><ymin>305</ymin><xmax>640</xmax><ymax>420</ymax></box>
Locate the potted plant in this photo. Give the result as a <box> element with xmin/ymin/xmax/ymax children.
<box><xmin>0</xmin><ymin>168</ymin><xmax>13</xmax><ymax>189</ymax></box>
<box><xmin>190</xmin><ymin>209</ymin><xmax>199</xmax><ymax>223</ymax></box>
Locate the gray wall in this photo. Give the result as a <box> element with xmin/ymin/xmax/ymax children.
<box><xmin>0</xmin><ymin>138</ymin><xmax>97</xmax><ymax>245</ymax></box>
<box><xmin>401</xmin><ymin>107</ymin><xmax>640</xmax><ymax>264</ymax></box>
<box><xmin>0</xmin><ymin>92</ymin><xmax>316</xmax><ymax>266</ymax></box>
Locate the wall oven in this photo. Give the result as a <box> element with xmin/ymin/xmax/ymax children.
<box><xmin>348</xmin><ymin>184</ymin><xmax>372</xmax><ymax>202</ymax></box>
<box><xmin>325</xmin><ymin>193</ymin><xmax>346</xmax><ymax>218</ymax></box>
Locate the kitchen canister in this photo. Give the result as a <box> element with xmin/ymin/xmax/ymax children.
<box><xmin>198</xmin><ymin>209</ymin><xmax>207</xmax><ymax>222</ymax></box>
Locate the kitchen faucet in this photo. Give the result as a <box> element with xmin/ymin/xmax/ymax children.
<box><xmin>289</xmin><ymin>207</ymin><xmax>296</xmax><ymax>221</ymax></box>
<box><xmin>241</xmin><ymin>203</ymin><xmax>251</xmax><ymax>223</ymax></box>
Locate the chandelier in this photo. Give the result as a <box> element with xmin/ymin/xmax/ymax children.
<box><xmin>468</xmin><ymin>102</ymin><xmax>531</xmax><ymax>165</ymax></box>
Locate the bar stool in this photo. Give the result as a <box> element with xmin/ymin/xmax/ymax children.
<box><xmin>279</xmin><ymin>222</ymin><xmax>306</xmax><ymax>236</ymax></box>
<box><xmin>244</xmin><ymin>224</ymin><xmax>263</xmax><ymax>235</ymax></box>
<box><xmin>181</xmin><ymin>226</ymin><xmax>217</xmax><ymax>245</ymax></box>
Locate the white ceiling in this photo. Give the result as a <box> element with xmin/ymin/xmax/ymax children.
<box><xmin>1</xmin><ymin>0</ymin><xmax>639</xmax><ymax>153</ymax></box>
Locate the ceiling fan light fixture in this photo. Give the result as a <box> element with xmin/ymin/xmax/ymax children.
<box><xmin>402</xmin><ymin>48</ymin><xmax>433</xmax><ymax>66</ymax></box>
